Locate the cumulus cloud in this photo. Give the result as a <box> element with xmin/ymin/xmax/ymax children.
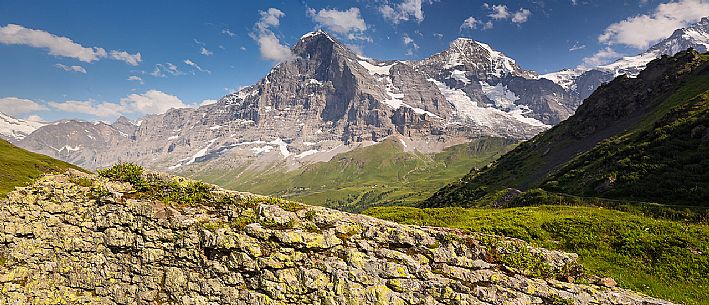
<box><xmin>127</xmin><ymin>75</ymin><xmax>144</xmax><ymax>85</ymax></box>
<box><xmin>598</xmin><ymin>0</ymin><xmax>709</xmax><ymax>49</ymax></box>
<box><xmin>460</xmin><ymin>17</ymin><xmax>481</xmax><ymax>31</ymax></box>
<box><xmin>47</xmin><ymin>90</ymin><xmax>189</xmax><ymax>118</ymax></box>
<box><xmin>55</xmin><ymin>63</ymin><xmax>86</xmax><ymax>74</ymax></box>
<box><xmin>48</xmin><ymin>99</ymin><xmax>124</xmax><ymax>117</ymax></box>
<box><xmin>0</xmin><ymin>97</ymin><xmax>48</xmax><ymax>116</ymax></box>
<box><xmin>109</xmin><ymin>50</ymin><xmax>142</xmax><ymax>66</ymax></box>
<box><xmin>511</xmin><ymin>8</ymin><xmax>531</xmax><ymax>24</ymax></box>
<box><xmin>580</xmin><ymin>47</ymin><xmax>621</xmax><ymax>67</ymax></box>
<box><xmin>250</xmin><ymin>8</ymin><xmax>294</xmax><ymax>62</ymax></box>
<box><xmin>120</xmin><ymin>90</ymin><xmax>188</xmax><ymax>115</ymax></box>
<box><xmin>379</xmin><ymin>0</ymin><xmax>430</xmax><ymax>24</ymax></box>
<box><xmin>433</xmin><ymin>33</ymin><xmax>444</xmax><ymax>39</ymax></box>
<box><xmin>481</xmin><ymin>4</ymin><xmax>531</xmax><ymax>26</ymax></box>
<box><xmin>307</xmin><ymin>7</ymin><xmax>369</xmax><ymax>40</ymax></box>
<box><xmin>0</xmin><ymin>24</ymin><xmax>141</xmax><ymax>65</ymax></box>
<box><xmin>26</xmin><ymin>114</ymin><xmax>44</xmax><ymax>122</ymax></box>
<box><xmin>487</xmin><ymin>4</ymin><xmax>510</xmax><ymax>20</ymax></box>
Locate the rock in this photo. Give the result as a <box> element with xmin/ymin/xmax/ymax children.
<box><xmin>598</xmin><ymin>277</ymin><xmax>618</xmax><ymax>288</ymax></box>
<box><xmin>0</xmin><ymin>171</ymin><xmax>675</xmax><ymax>304</ymax></box>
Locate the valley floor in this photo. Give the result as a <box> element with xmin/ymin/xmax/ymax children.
<box><xmin>364</xmin><ymin>204</ymin><xmax>709</xmax><ymax>305</ymax></box>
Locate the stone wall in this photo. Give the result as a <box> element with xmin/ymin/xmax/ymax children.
<box><xmin>0</xmin><ymin>171</ymin><xmax>673</xmax><ymax>304</ymax></box>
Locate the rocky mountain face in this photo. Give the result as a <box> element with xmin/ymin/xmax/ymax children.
<box><xmin>0</xmin><ymin>111</ymin><xmax>44</xmax><ymax>142</ymax></box>
<box><xmin>543</xmin><ymin>17</ymin><xmax>709</xmax><ymax>100</ymax></box>
<box><xmin>425</xmin><ymin>49</ymin><xmax>709</xmax><ymax>207</ymax></box>
<box><xmin>0</xmin><ymin>169</ymin><xmax>675</xmax><ymax>304</ymax></box>
<box><xmin>18</xmin><ymin>31</ymin><xmax>576</xmax><ymax>173</ymax></box>
<box><xmin>414</xmin><ymin>38</ymin><xmax>578</xmax><ymax>125</ymax></box>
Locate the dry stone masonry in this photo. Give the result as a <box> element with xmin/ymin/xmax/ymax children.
<box><xmin>0</xmin><ymin>170</ymin><xmax>674</xmax><ymax>304</ymax></box>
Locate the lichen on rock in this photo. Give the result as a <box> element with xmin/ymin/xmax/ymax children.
<box><xmin>0</xmin><ymin>169</ymin><xmax>674</xmax><ymax>304</ymax></box>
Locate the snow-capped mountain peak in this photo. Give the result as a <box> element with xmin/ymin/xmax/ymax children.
<box><xmin>431</xmin><ymin>38</ymin><xmax>535</xmax><ymax>79</ymax></box>
<box><xmin>0</xmin><ymin>111</ymin><xmax>45</xmax><ymax>142</ymax></box>
<box><xmin>542</xmin><ymin>18</ymin><xmax>709</xmax><ymax>100</ymax></box>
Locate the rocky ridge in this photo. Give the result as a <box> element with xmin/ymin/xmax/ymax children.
<box><xmin>0</xmin><ymin>169</ymin><xmax>674</xmax><ymax>304</ymax></box>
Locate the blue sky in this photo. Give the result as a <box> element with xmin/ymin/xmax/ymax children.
<box><xmin>1</xmin><ymin>0</ymin><xmax>707</xmax><ymax>122</ymax></box>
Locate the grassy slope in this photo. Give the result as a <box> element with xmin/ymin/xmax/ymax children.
<box><xmin>426</xmin><ymin>52</ymin><xmax>709</xmax><ymax>207</ymax></box>
<box><xmin>189</xmin><ymin>137</ymin><xmax>515</xmax><ymax>212</ymax></box>
<box><xmin>544</xmin><ymin>78</ymin><xmax>709</xmax><ymax>203</ymax></box>
<box><xmin>364</xmin><ymin>204</ymin><xmax>709</xmax><ymax>305</ymax></box>
<box><xmin>0</xmin><ymin>138</ymin><xmax>84</xmax><ymax>195</ymax></box>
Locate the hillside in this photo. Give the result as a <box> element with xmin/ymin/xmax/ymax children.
<box><xmin>184</xmin><ymin>137</ymin><xmax>515</xmax><ymax>212</ymax></box>
<box><xmin>364</xmin><ymin>204</ymin><xmax>709</xmax><ymax>305</ymax></box>
<box><xmin>0</xmin><ymin>165</ymin><xmax>674</xmax><ymax>304</ymax></box>
<box><xmin>425</xmin><ymin>50</ymin><xmax>709</xmax><ymax>207</ymax></box>
<box><xmin>0</xmin><ymin>138</ymin><xmax>83</xmax><ymax>195</ymax></box>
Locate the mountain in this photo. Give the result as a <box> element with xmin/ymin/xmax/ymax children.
<box><xmin>543</xmin><ymin>17</ymin><xmax>709</xmax><ymax>100</ymax></box>
<box><xmin>0</xmin><ymin>137</ymin><xmax>83</xmax><ymax>194</ymax></box>
<box><xmin>425</xmin><ymin>49</ymin><xmax>709</xmax><ymax>207</ymax></box>
<box><xmin>0</xmin><ymin>167</ymin><xmax>675</xmax><ymax>304</ymax></box>
<box><xmin>18</xmin><ymin>31</ymin><xmax>575</xmax><ymax>178</ymax></box>
<box><xmin>415</xmin><ymin>38</ymin><xmax>578</xmax><ymax>125</ymax></box>
<box><xmin>0</xmin><ymin>111</ymin><xmax>44</xmax><ymax>142</ymax></box>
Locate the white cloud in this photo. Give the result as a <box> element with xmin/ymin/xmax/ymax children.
<box><xmin>251</xmin><ymin>8</ymin><xmax>294</xmax><ymax>62</ymax></box>
<box><xmin>120</xmin><ymin>90</ymin><xmax>188</xmax><ymax>115</ymax></box>
<box><xmin>433</xmin><ymin>33</ymin><xmax>443</xmax><ymax>39</ymax></box>
<box><xmin>109</xmin><ymin>50</ymin><xmax>142</xmax><ymax>66</ymax></box>
<box><xmin>580</xmin><ymin>47</ymin><xmax>621</xmax><ymax>67</ymax></box>
<box><xmin>482</xmin><ymin>4</ymin><xmax>531</xmax><ymax>26</ymax></box>
<box><xmin>0</xmin><ymin>24</ymin><xmax>106</xmax><ymax>62</ymax></box>
<box><xmin>48</xmin><ymin>99</ymin><xmax>124</xmax><ymax>117</ymax></box>
<box><xmin>55</xmin><ymin>63</ymin><xmax>86</xmax><ymax>74</ymax></box>
<box><xmin>26</xmin><ymin>114</ymin><xmax>43</xmax><ymax>122</ymax></box>
<box><xmin>0</xmin><ymin>24</ymin><xmax>141</xmax><ymax>65</ymax></box>
<box><xmin>307</xmin><ymin>7</ymin><xmax>369</xmax><ymax>40</ymax></box>
<box><xmin>488</xmin><ymin>4</ymin><xmax>510</xmax><ymax>20</ymax></box>
<box><xmin>255</xmin><ymin>32</ymin><xmax>294</xmax><ymax>62</ymax></box>
<box><xmin>569</xmin><ymin>41</ymin><xmax>586</xmax><ymax>51</ymax></box>
<box><xmin>127</xmin><ymin>75</ymin><xmax>144</xmax><ymax>85</ymax></box>
<box><xmin>598</xmin><ymin>0</ymin><xmax>709</xmax><ymax>49</ymax></box>
<box><xmin>402</xmin><ymin>33</ymin><xmax>419</xmax><ymax>56</ymax></box>
<box><xmin>345</xmin><ymin>43</ymin><xmax>365</xmax><ymax>55</ymax></box>
<box><xmin>47</xmin><ymin>90</ymin><xmax>188</xmax><ymax>118</ymax></box>
<box><xmin>200</xmin><ymin>99</ymin><xmax>218</xmax><ymax>106</ymax></box>
<box><xmin>379</xmin><ymin>0</ymin><xmax>429</xmax><ymax>24</ymax></box>
<box><xmin>184</xmin><ymin>59</ymin><xmax>210</xmax><ymax>74</ymax></box>
<box><xmin>0</xmin><ymin>97</ymin><xmax>48</xmax><ymax>116</ymax></box>
<box><xmin>511</xmin><ymin>8</ymin><xmax>531</xmax><ymax>24</ymax></box>
<box><xmin>460</xmin><ymin>16</ymin><xmax>481</xmax><ymax>31</ymax></box>
<box><xmin>200</xmin><ymin>47</ymin><xmax>213</xmax><ymax>56</ymax></box>
<box><xmin>222</xmin><ymin>28</ymin><xmax>236</xmax><ymax>37</ymax></box>
<box><xmin>150</xmin><ymin>63</ymin><xmax>184</xmax><ymax>77</ymax></box>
